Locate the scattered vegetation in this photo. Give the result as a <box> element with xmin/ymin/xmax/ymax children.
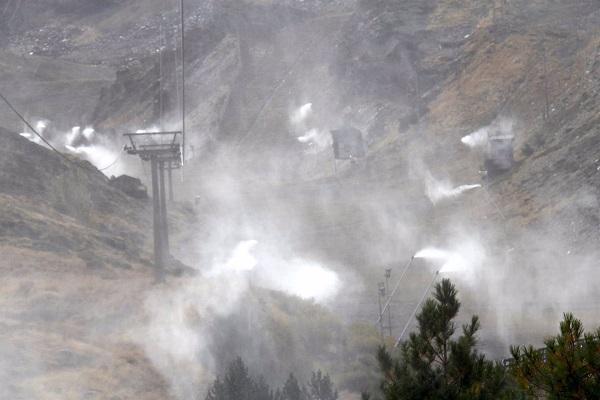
<box><xmin>374</xmin><ymin>279</ymin><xmax>514</xmax><ymax>399</ymax></box>
<box><xmin>510</xmin><ymin>313</ymin><xmax>600</xmax><ymax>399</ymax></box>
<box><xmin>205</xmin><ymin>281</ymin><xmax>600</xmax><ymax>400</ymax></box>
<box><xmin>204</xmin><ymin>357</ymin><xmax>339</xmax><ymax>400</ymax></box>
<box><xmin>365</xmin><ymin>280</ymin><xmax>600</xmax><ymax>400</ymax></box>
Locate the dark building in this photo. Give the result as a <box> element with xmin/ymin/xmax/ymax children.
<box><xmin>485</xmin><ymin>135</ymin><xmax>514</xmax><ymax>176</ymax></box>
<box><xmin>330</xmin><ymin>127</ymin><xmax>367</xmax><ymax>160</ymax></box>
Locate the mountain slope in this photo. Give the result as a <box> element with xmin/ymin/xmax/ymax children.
<box><xmin>1</xmin><ymin>0</ymin><xmax>599</xmax><ymax>397</ymax></box>
<box><xmin>0</xmin><ymin>127</ymin><xmax>179</xmax><ymax>399</ymax></box>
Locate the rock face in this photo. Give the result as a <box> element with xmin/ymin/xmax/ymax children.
<box><xmin>109</xmin><ymin>175</ymin><xmax>148</xmax><ymax>199</ymax></box>
<box><xmin>1</xmin><ymin>0</ymin><xmax>600</xmax><ymax>397</ymax></box>
<box><xmin>0</xmin><ymin>128</ymin><xmax>179</xmax><ymax>399</ymax></box>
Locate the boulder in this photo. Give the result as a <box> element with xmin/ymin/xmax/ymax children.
<box><xmin>109</xmin><ymin>175</ymin><xmax>147</xmax><ymax>199</ymax></box>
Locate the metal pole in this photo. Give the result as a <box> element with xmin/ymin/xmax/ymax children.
<box><xmin>151</xmin><ymin>157</ymin><xmax>163</xmax><ymax>269</ymax></box>
<box><xmin>180</xmin><ymin>0</ymin><xmax>186</xmax><ymax>164</ymax></box>
<box><xmin>159</xmin><ymin>20</ymin><xmax>164</xmax><ymax>128</ymax></box>
<box><xmin>159</xmin><ymin>161</ymin><xmax>170</xmax><ymax>261</ymax></box>
<box><xmin>377</xmin><ymin>256</ymin><xmax>415</xmax><ymax>325</ymax></box>
<box><xmin>394</xmin><ymin>271</ymin><xmax>440</xmax><ymax>348</ymax></box>
<box><xmin>168</xmin><ymin>162</ymin><xmax>174</xmax><ymax>201</ymax></box>
<box><xmin>385</xmin><ymin>269</ymin><xmax>393</xmax><ymax>337</ymax></box>
<box><xmin>377</xmin><ymin>284</ymin><xmax>384</xmax><ymax>339</ymax></box>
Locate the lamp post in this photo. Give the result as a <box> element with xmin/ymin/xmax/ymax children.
<box><xmin>377</xmin><ymin>255</ymin><xmax>415</xmax><ymax>326</ymax></box>
<box><xmin>377</xmin><ymin>282</ymin><xmax>386</xmax><ymax>338</ymax></box>
<box><xmin>384</xmin><ymin>268</ymin><xmax>393</xmax><ymax>337</ymax></box>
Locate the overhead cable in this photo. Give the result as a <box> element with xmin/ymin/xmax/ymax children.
<box><xmin>394</xmin><ymin>271</ymin><xmax>440</xmax><ymax>348</ymax></box>
<box><xmin>0</xmin><ymin>89</ymin><xmax>124</xmax><ymax>175</ymax></box>
<box><xmin>376</xmin><ymin>256</ymin><xmax>415</xmax><ymax>325</ymax></box>
<box><xmin>0</xmin><ymin>89</ymin><xmax>75</xmax><ymax>164</ymax></box>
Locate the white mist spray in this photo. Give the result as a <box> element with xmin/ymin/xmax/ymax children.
<box><xmin>414</xmin><ymin>238</ymin><xmax>486</xmax><ymax>281</ymax></box>
<box><xmin>461</xmin><ymin>117</ymin><xmax>515</xmax><ymax>149</ymax></box>
<box><xmin>256</xmin><ymin>258</ymin><xmax>341</xmax><ymax>302</ymax></box>
<box><xmin>291</xmin><ymin>102</ymin><xmax>332</xmax><ymax>152</ymax></box>
<box><xmin>461</xmin><ymin>127</ymin><xmax>489</xmax><ymax>149</ymax></box>
<box><xmin>19</xmin><ymin>119</ymin><xmax>49</xmax><ymax>146</ymax></box>
<box><xmin>291</xmin><ymin>102</ymin><xmax>313</xmax><ymax>126</ymax></box>
<box><xmin>424</xmin><ymin>172</ymin><xmax>481</xmax><ymax>204</ymax></box>
<box><xmin>135</xmin><ymin>240</ymin><xmax>342</xmax><ymax>399</ymax></box>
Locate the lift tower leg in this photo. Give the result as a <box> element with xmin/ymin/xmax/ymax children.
<box><xmin>151</xmin><ymin>157</ymin><xmax>163</xmax><ymax>269</ymax></box>
<box><xmin>159</xmin><ymin>161</ymin><xmax>170</xmax><ymax>260</ymax></box>
<box><xmin>168</xmin><ymin>162</ymin><xmax>174</xmax><ymax>201</ymax></box>
<box><xmin>123</xmin><ymin>130</ymin><xmax>182</xmax><ymax>278</ymax></box>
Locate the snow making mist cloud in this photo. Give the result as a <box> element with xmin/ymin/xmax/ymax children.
<box><xmin>207</xmin><ymin>240</ymin><xmax>258</xmax><ymax>276</ymax></box>
<box><xmin>461</xmin><ymin>117</ymin><xmax>516</xmax><ymax>149</ymax></box>
<box><xmin>19</xmin><ymin>119</ymin><xmax>50</xmax><ymax>146</ymax></box>
<box><xmin>135</xmin><ymin>239</ymin><xmax>343</xmax><ymax>399</ymax></box>
<box><xmin>414</xmin><ymin>237</ymin><xmax>487</xmax><ymax>283</ymax></box>
<box><xmin>291</xmin><ymin>102</ymin><xmax>313</xmax><ymax>126</ymax></box>
<box><xmin>255</xmin><ymin>258</ymin><xmax>341</xmax><ymax>302</ymax></box>
<box><xmin>461</xmin><ymin>127</ymin><xmax>489</xmax><ymax>148</ymax></box>
<box><xmin>35</xmin><ymin>120</ymin><xmax>48</xmax><ymax>133</ymax></box>
<box><xmin>18</xmin><ymin>119</ymin><xmax>132</xmax><ymax>176</ymax></box>
<box><xmin>415</xmin><ymin>247</ymin><xmax>467</xmax><ymax>274</ymax></box>
<box><xmin>291</xmin><ymin>102</ymin><xmax>333</xmax><ymax>153</ymax></box>
<box><xmin>424</xmin><ymin>172</ymin><xmax>481</xmax><ymax>204</ymax></box>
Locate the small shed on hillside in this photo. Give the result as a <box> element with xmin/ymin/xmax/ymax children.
<box><xmin>485</xmin><ymin>134</ymin><xmax>514</xmax><ymax>175</ymax></box>
<box><xmin>330</xmin><ymin>127</ymin><xmax>367</xmax><ymax>160</ymax></box>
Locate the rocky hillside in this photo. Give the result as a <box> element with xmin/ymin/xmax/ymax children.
<box><xmin>1</xmin><ymin>0</ymin><xmax>599</xmax><ymax>398</ymax></box>
<box><xmin>0</xmin><ymin>128</ymin><xmax>376</xmax><ymax>399</ymax></box>
<box><xmin>161</xmin><ymin>0</ymin><xmax>600</xmax><ymax>354</ymax></box>
<box><xmin>0</xmin><ymin>127</ymin><xmax>173</xmax><ymax>399</ymax></box>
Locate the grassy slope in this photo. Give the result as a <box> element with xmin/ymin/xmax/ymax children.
<box><xmin>1</xmin><ymin>0</ymin><xmax>599</xmax><ymax>396</ymax></box>
<box><xmin>0</xmin><ymin>128</ymin><xmax>177</xmax><ymax>399</ymax></box>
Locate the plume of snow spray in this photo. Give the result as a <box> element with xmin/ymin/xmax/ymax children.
<box><xmin>35</xmin><ymin>120</ymin><xmax>48</xmax><ymax>133</ymax></box>
<box><xmin>19</xmin><ymin>119</ymin><xmax>49</xmax><ymax>146</ymax></box>
<box><xmin>135</xmin><ymin>240</ymin><xmax>342</xmax><ymax>399</ymax></box>
<box><xmin>424</xmin><ymin>173</ymin><xmax>481</xmax><ymax>204</ymax></box>
<box><xmin>82</xmin><ymin>126</ymin><xmax>95</xmax><ymax>140</ymax></box>
<box><xmin>291</xmin><ymin>102</ymin><xmax>313</xmax><ymax>125</ymax></box>
<box><xmin>291</xmin><ymin>103</ymin><xmax>332</xmax><ymax>152</ymax></box>
<box><xmin>297</xmin><ymin>128</ymin><xmax>319</xmax><ymax>144</ymax></box>
<box><xmin>66</xmin><ymin>126</ymin><xmax>81</xmax><ymax>146</ymax></box>
<box><xmin>414</xmin><ymin>247</ymin><xmax>464</xmax><ymax>273</ymax></box>
<box><xmin>414</xmin><ymin>239</ymin><xmax>486</xmax><ymax>279</ymax></box>
<box><xmin>19</xmin><ymin>132</ymin><xmax>43</xmax><ymax>145</ymax></box>
<box><xmin>461</xmin><ymin>117</ymin><xmax>515</xmax><ymax>149</ymax></box>
<box><xmin>135</xmin><ymin>241</ymin><xmax>258</xmax><ymax>399</ymax></box>
<box><xmin>461</xmin><ymin>127</ymin><xmax>489</xmax><ymax>148</ymax></box>
<box><xmin>20</xmin><ymin>121</ymin><xmax>119</xmax><ymax>173</ymax></box>
<box><xmin>256</xmin><ymin>258</ymin><xmax>340</xmax><ymax>302</ymax></box>
<box><xmin>296</xmin><ymin>128</ymin><xmax>332</xmax><ymax>152</ymax></box>
<box><xmin>62</xmin><ymin>124</ymin><xmax>132</xmax><ymax>175</ymax></box>
<box><xmin>207</xmin><ymin>240</ymin><xmax>258</xmax><ymax>276</ymax></box>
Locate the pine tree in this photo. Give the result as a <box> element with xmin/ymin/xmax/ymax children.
<box><xmin>280</xmin><ymin>373</ymin><xmax>305</xmax><ymax>400</ymax></box>
<box><xmin>252</xmin><ymin>376</ymin><xmax>275</xmax><ymax>400</ymax></box>
<box><xmin>223</xmin><ymin>357</ymin><xmax>254</xmax><ymax>400</ymax></box>
<box><xmin>510</xmin><ymin>313</ymin><xmax>600</xmax><ymax>399</ymax></box>
<box><xmin>377</xmin><ymin>279</ymin><xmax>511</xmax><ymax>400</ymax></box>
<box><xmin>204</xmin><ymin>357</ymin><xmax>274</xmax><ymax>400</ymax></box>
<box><xmin>206</xmin><ymin>377</ymin><xmax>226</xmax><ymax>400</ymax></box>
<box><xmin>307</xmin><ymin>370</ymin><xmax>338</xmax><ymax>400</ymax></box>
